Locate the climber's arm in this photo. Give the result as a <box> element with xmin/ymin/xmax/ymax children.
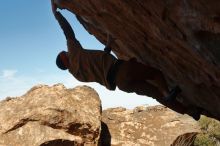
<box><xmin>54</xmin><ymin>11</ymin><xmax>75</xmax><ymax>40</ymax></box>
<box><xmin>51</xmin><ymin>0</ymin><xmax>57</xmax><ymax>15</ymax></box>
<box><xmin>104</xmin><ymin>33</ymin><xmax>114</xmax><ymax>54</ymax></box>
<box><xmin>54</xmin><ymin>11</ymin><xmax>84</xmax><ymax>53</ymax></box>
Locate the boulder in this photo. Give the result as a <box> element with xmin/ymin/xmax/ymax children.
<box><xmin>101</xmin><ymin>105</ymin><xmax>200</xmax><ymax>146</ymax></box>
<box><xmin>0</xmin><ymin>84</ymin><xmax>101</xmax><ymax>146</ymax></box>
<box><xmin>54</xmin><ymin>0</ymin><xmax>220</xmax><ymax>120</ymax></box>
<box><xmin>0</xmin><ymin>84</ymin><xmax>202</xmax><ymax>146</ymax></box>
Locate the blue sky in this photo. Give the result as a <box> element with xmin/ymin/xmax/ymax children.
<box><xmin>0</xmin><ymin>0</ymin><xmax>159</xmax><ymax>109</ymax></box>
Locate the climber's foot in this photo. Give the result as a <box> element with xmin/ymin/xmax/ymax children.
<box><xmin>186</xmin><ymin>107</ymin><xmax>203</xmax><ymax>121</ymax></box>
<box><xmin>164</xmin><ymin>86</ymin><xmax>182</xmax><ymax>102</ymax></box>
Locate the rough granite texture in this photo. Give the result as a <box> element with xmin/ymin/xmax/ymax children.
<box><xmin>0</xmin><ymin>84</ymin><xmax>101</xmax><ymax>146</ymax></box>
<box><xmin>54</xmin><ymin>0</ymin><xmax>220</xmax><ymax>120</ymax></box>
<box><xmin>101</xmin><ymin>105</ymin><xmax>200</xmax><ymax>146</ymax></box>
<box><xmin>0</xmin><ymin>84</ymin><xmax>201</xmax><ymax>146</ymax></box>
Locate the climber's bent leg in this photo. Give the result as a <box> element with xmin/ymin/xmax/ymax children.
<box><xmin>117</xmin><ymin>79</ymin><xmax>164</xmax><ymax>99</ymax></box>
<box><xmin>114</xmin><ymin>59</ymin><xmax>170</xmax><ymax>97</ymax></box>
<box><xmin>146</xmin><ymin>67</ymin><xmax>170</xmax><ymax>97</ymax></box>
<box><xmin>156</xmin><ymin>98</ymin><xmax>186</xmax><ymax>114</ymax></box>
<box><xmin>114</xmin><ymin>61</ymin><xmax>164</xmax><ymax>98</ymax></box>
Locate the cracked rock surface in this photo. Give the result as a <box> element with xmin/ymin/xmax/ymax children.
<box><xmin>101</xmin><ymin>105</ymin><xmax>200</xmax><ymax>146</ymax></box>
<box><xmin>0</xmin><ymin>84</ymin><xmax>101</xmax><ymax>146</ymax></box>
<box><xmin>0</xmin><ymin>84</ymin><xmax>200</xmax><ymax>146</ymax></box>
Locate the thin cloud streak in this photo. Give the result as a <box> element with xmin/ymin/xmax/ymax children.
<box><xmin>1</xmin><ymin>69</ymin><xmax>17</xmax><ymax>79</ymax></box>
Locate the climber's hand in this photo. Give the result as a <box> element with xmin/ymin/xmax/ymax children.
<box><xmin>51</xmin><ymin>0</ymin><xmax>58</xmax><ymax>15</ymax></box>
<box><xmin>104</xmin><ymin>47</ymin><xmax>112</xmax><ymax>54</ymax></box>
<box><xmin>105</xmin><ymin>33</ymin><xmax>116</xmax><ymax>53</ymax></box>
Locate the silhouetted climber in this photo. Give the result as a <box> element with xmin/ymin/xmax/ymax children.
<box><xmin>51</xmin><ymin>2</ymin><xmax>201</xmax><ymax>120</ymax></box>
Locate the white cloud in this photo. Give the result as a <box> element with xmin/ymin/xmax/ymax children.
<box><xmin>1</xmin><ymin>70</ymin><xmax>17</xmax><ymax>79</ymax></box>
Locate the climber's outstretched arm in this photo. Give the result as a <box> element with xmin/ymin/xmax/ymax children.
<box><xmin>104</xmin><ymin>33</ymin><xmax>113</xmax><ymax>53</ymax></box>
<box><xmin>54</xmin><ymin>11</ymin><xmax>75</xmax><ymax>40</ymax></box>
<box><xmin>51</xmin><ymin>0</ymin><xmax>57</xmax><ymax>15</ymax></box>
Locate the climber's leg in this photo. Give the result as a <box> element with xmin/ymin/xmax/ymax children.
<box><xmin>145</xmin><ymin>67</ymin><xmax>170</xmax><ymax>97</ymax></box>
<box><xmin>117</xmin><ymin>79</ymin><xmax>164</xmax><ymax>98</ymax></box>
<box><xmin>115</xmin><ymin>59</ymin><xmax>170</xmax><ymax>97</ymax></box>
<box><xmin>156</xmin><ymin>98</ymin><xmax>186</xmax><ymax>114</ymax></box>
<box><xmin>116</xmin><ymin>73</ymin><xmax>184</xmax><ymax>113</ymax></box>
<box><xmin>114</xmin><ymin>60</ymin><xmax>165</xmax><ymax>98</ymax></box>
<box><xmin>157</xmin><ymin>98</ymin><xmax>202</xmax><ymax>120</ymax></box>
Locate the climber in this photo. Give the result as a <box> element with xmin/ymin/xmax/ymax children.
<box><xmin>52</xmin><ymin>7</ymin><xmax>179</xmax><ymax>99</ymax></box>
<box><xmin>51</xmin><ymin>2</ymin><xmax>201</xmax><ymax>120</ymax></box>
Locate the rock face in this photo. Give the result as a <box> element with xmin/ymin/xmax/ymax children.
<box><xmin>0</xmin><ymin>84</ymin><xmax>101</xmax><ymax>146</ymax></box>
<box><xmin>0</xmin><ymin>84</ymin><xmax>201</xmax><ymax>146</ymax></box>
<box><xmin>55</xmin><ymin>0</ymin><xmax>220</xmax><ymax>120</ymax></box>
<box><xmin>101</xmin><ymin>105</ymin><xmax>200</xmax><ymax>146</ymax></box>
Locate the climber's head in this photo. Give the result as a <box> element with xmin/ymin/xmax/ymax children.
<box><xmin>56</xmin><ymin>51</ymin><xmax>69</xmax><ymax>70</ymax></box>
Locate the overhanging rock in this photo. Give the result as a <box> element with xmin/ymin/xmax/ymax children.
<box><xmin>55</xmin><ymin>0</ymin><xmax>220</xmax><ymax>120</ymax></box>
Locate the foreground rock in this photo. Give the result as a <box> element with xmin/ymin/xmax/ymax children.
<box><xmin>0</xmin><ymin>84</ymin><xmax>101</xmax><ymax>146</ymax></box>
<box><xmin>101</xmin><ymin>105</ymin><xmax>200</xmax><ymax>146</ymax></box>
<box><xmin>0</xmin><ymin>84</ymin><xmax>201</xmax><ymax>146</ymax></box>
<box><xmin>55</xmin><ymin>0</ymin><xmax>220</xmax><ymax>120</ymax></box>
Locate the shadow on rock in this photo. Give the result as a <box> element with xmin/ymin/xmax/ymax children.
<box><xmin>40</xmin><ymin>139</ymin><xmax>78</xmax><ymax>146</ymax></box>
<box><xmin>99</xmin><ymin>121</ymin><xmax>111</xmax><ymax>146</ymax></box>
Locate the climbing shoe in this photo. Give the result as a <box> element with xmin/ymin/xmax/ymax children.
<box><xmin>164</xmin><ymin>86</ymin><xmax>182</xmax><ymax>102</ymax></box>
<box><xmin>186</xmin><ymin>107</ymin><xmax>203</xmax><ymax>121</ymax></box>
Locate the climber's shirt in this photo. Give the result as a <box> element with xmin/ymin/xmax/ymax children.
<box><xmin>67</xmin><ymin>39</ymin><xmax>117</xmax><ymax>90</ymax></box>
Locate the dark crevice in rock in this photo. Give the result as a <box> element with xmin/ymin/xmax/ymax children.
<box><xmin>4</xmin><ymin>118</ymin><xmax>38</xmax><ymax>134</ymax></box>
<box><xmin>99</xmin><ymin>122</ymin><xmax>111</xmax><ymax>146</ymax></box>
<box><xmin>41</xmin><ymin>122</ymin><xmax>63</xmax><ymax>130</ymax></box>
<box><xmin>67</xmin><ymin>123</ymin><xmax>99</xmax><ymax>140</ymax></box>
<box><xmin>41</xmin><ymin>121</ymin><xmax>100</xmax><ymax>141</ymax></box>
<box><xmin>67</xmin><ymin>123</ymin><xmax>91</xmax><ymax>135</ymax></box>
<box><xmin>39</xmin><ymin>139</ymin><xmax>80</xmax><ymax>146</ymax></box>
<box><xmin>213</xmin><ymin>16</ymin><xmax>220</xmax><ymax>23</ymax></box>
